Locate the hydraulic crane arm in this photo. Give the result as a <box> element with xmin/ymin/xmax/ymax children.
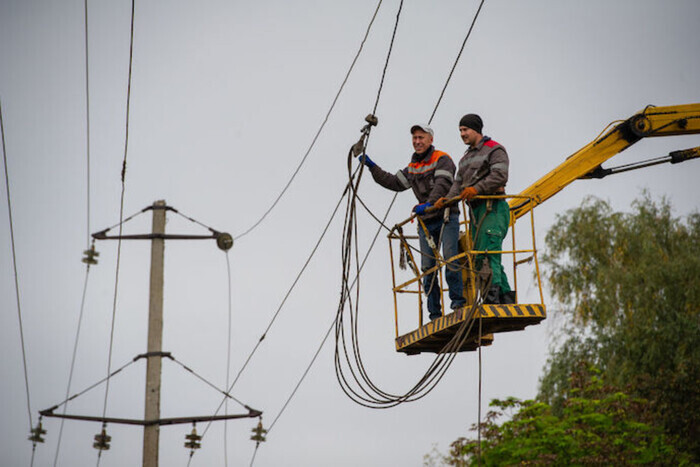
<box><xmin>509</xmin><ymin>103</ymin><xmax>700</xmax><ymax>220</ymax></box>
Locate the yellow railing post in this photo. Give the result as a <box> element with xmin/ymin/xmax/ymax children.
<box><xmin>388</xmin><ymin>235</ymin><xmax>400</xmax><ymax>339</ymax></box>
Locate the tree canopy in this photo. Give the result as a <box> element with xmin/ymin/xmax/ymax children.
<box><xmin>539</xmin><ymin>194</ymin><xmax>700</xmax><ymax>458</ymax></box>
<box><xmin>434</xmin><ymin>365</ymin><xmax>692</xmax><ymax>466</ymax></box>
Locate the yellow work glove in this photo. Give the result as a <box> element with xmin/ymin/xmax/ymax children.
<box><xmin>460</xmin><ymin>186</ymin><xmax>478</xmax><ymax>200</ymax></box>
<box><xmin>434</xmin><ymin>197</ymin><xmax>448</xmax><ymax>209</ymax></box>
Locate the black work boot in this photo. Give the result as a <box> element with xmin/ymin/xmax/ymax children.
<box><xmin>499</xmin><ymin>290</ymin><xmax>517</xmax><ymax>304</ymax></box>
<box><xmin>483</xmin><ymin>286</ymin><xmax>501</xmax><ymax>304</ymax></box>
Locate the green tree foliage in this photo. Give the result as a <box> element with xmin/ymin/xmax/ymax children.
<box><xmin>539</xmin><ymin>194</ymin><xmax>700</xmax><ymax>459</ymax></box>
<box><xmin>435</xmin><ymin>365</ymin><xmax>692</xmax><ymax>466</ymax></box>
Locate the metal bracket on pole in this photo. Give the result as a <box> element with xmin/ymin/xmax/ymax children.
<box><xmin>39</xmin><ymin>407</ymin><xmax>263</xmax><ymax>427</ymax></box>
<box><xmin>91</xmin><ymin>201</ymin><xmax>234</xmax><ymax>252</ymax></box>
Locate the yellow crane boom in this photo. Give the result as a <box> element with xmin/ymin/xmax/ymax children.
<box><xmin>509</xmin><ymin>103</ymin><xmax>700</xmax><ymax>220</ymax></box>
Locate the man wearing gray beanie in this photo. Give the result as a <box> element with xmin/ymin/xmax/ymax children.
<box><xmin>436</xmin><ymin>114</ymin><xmax>515</xmax><ymax>304</ymax></box>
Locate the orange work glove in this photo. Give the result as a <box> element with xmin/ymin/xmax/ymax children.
<box><xmin>434</xmin><ymin>197</ymin><xmax>448</xmax><ymax>209</ymax></box>
<box><xmin>460</xmin><ymin>186</ymin><xmax>478</xmax><ymax>200</ymax></box>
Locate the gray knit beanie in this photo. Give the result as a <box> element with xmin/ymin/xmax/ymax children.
<box><xmin>459</xmin><ymin>114</ymin><xmax>483</xmax><ymax>134</ymax></box>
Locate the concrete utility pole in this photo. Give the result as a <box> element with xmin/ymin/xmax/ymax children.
<box><xmin>143</xmin><ymin>200</ymin><xmax>166</xmax><ymax>467</ymax></box>
<box><xmin>37</xmin><ymin>199</ymin><xmax>253</xmax><ymax>465</ymax></box>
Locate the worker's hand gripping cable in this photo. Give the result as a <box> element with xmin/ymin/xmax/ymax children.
<box><xmin>350</xmin><ymin>114</ymin><xmax>379</xmax><ymax>159</ymax></box>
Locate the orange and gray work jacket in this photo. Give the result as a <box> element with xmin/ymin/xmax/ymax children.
<box><xmin>368</xmin><ymin>145</ymin><xmax>457</xmax><ymax>222</ymax></box>
<box><xmin>446</xmin><ymin>136</ymin><xmax>509</xmax><ymax>199</ymax></box>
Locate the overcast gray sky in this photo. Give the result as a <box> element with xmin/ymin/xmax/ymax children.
<box><xmin>2</xmin><ymin>1</ymin><xmax>699</xmax><ymax>466</ymax></box>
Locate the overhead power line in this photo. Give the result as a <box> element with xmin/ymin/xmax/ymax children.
<box><xmin>224</xmin><ymin>251</ymin><xmax>234</xmax><ymax>466</ymax></box>
<box><xmin>371</xmin><ymin>0</ymin><xmax>403</xmax><ymax>116</ymax></box>
<box><xmin>83</xmin><ymin>0</ymin><xmax>92</xmax><ymax>248</ymax></box>
<box><xmin>429</xmin><ymin>0</ymin><xmax>486</xmax><ymax>124</ymax></box>
<box><xmin>1</xmin><ymin>95</ymin><xmax>36</xmax><ymax>461</ymax></box>
<box><xmin>53</xmin><ymin>267</ymin><xmax>92</xmax><ymax>467</ymax></box>
<box><xmin>99</xmin><ymin>1</ymin><xmax>137</xmax><ymax>464</ymax></box>
<box><xmin>233</xmin><ymin>0</ymin><xmax>386</xmax><ymax>241</ymax></box>
<box><xmin>53</xmin><ymin>1</ymin><xmax>95</xmax><ymax>463</ymax></box>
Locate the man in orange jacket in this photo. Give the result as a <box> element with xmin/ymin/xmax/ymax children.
<box><xmin>359</xmin><ymin>124</ymin><xmax>466</xmax><ymax>320</ymax></box>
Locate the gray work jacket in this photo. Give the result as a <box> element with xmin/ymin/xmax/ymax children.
<box><xmin>369</xmin><ymin>146</ymin><xmax>458</xmax><ymax>221</ymax></box>
<box><xmin>446</xmin><ymin>136</ymin><xmax>509</xmax><ymax>199</ymax></box>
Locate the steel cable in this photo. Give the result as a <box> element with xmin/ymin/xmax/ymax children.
<box><xmin>54</xmin><ymin>2</ymin><xmax>94</xmax><ymax>463</ymax></box>
<box><xmin>371</xmin><ymin>0</ymin><xmax>403</xmax><ymax>116</ymax></box>
<box><xmin>234</xmin><ymin>0</ymin><xmax>385</xmax><ymax>241</ymax></box>
<box><xmin>224</xmin><ymin>251</ymin><xmax>233</xmax><ymax>466</ymax></box>
<box><xmin>334</xmin><ymin>196</ymin><xmax>486</xmax><ymax>407</ymax></box>
<box><xmin>41</xmin><ymin>360</ymin><xmax>138</xmax><ymax>414</ymax></box>
<box><xmin>98</xmin><ymin>1</ymin><xmax>137</xmax><ymax>464</ymax></box>
<box><xmin>83</xmin><ymin>0</ymin><xmax>92</xmax><ymax>249</ymax></box>
<box><xmin>53</xmin><ymin>266</ymin><xmax>92</xmax><ymax>466</ymax></box>
<box><xmin>42</xmin><ymin>353</ymin><xmax>251</xmax><ymax>414</ymax></box>
<box><xmin>1</xmin><ymin>95</ymin><xmax>36</xmax><ymax>461</ymax></box>
<box><xmin>428</xmin><ymin>0</ymin><xmax>486</xmax><ymax>124</ymax></box>
<box><xmin>331</xmin><ymin>0</ymin><xmax>411</xmax><ymax>407</ymax></box>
